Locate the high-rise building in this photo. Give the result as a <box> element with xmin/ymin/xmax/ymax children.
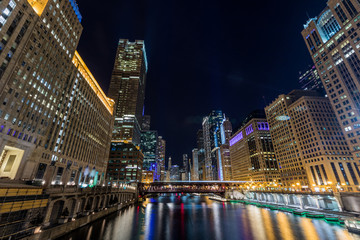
<box><xmin>265</xmin><ymin>90</ymin><xmax>360</xmax><ymax>191</ymax></box>
<box><xmin>107</xmin><ymin>142</ymin><xmax>143</xmax><ymax>183</ymax></box>
<box><xmin>165</xmin><ymin>157</ymin><xmax>172</xmax><ymax>181</ymax></box>
<box><xmin>229</xmin><ymin>112</ymin><xmax>279</xmax><ymax>183</ymax></box>
<box><xmin>0</xmin><ymin>1</ymin><xmax>114</xmax><ymax>236</ymax></box>
<box><xmin>108</xmin><ymin>39</ymin><xmax>147</xmax><ymax>146</ymax></box>
<box><xmin>202</xmin><ymin>110</ymin><xmax>224</xmax><ymax>180</ymax></box>
<box><xmin>196</xmin><ymin>129</ymin><xmax>206</xmax><ymax>180</ymax></box>
<box><xmin>215</xmin><ymin>118</ymin><xmax>233</xmax><ymax>181</ymax></box>
<box><xmin>142</xmin><ymin>115</ymin><xmax>151</xmax><ymax>131</ymax></box>
<box><xmin>301</xmin><ymin>0</ymin><xmax>360</xmax><ymax>161</ymax></box>
<box><xmin>182</xmin><ymin>154</ymin><xmax>189</xmax><ymax>181</ymax></box>
<box><xmin>0</xmin><ymin>0</ymin><xmax>114</xmax><ymax>186</ymax></box>
<box><xmin>156</xmin><ymin>136</ymin><xmax>166</xmax><ymax>181</ymax></box>
<box><xmin>299</xmin><ymin>65</ymin><xmax>325</xmax><ymax>95</ymax></box>
<box><xmin>192</xmin><ymin>148</ymin><xmax>199</xmax><ymax>181</ymax></box>
<box><xmin>170</xmin><ymin>165</ymin><xmax>180</xmax><ymax>181</ymax></box>
<box><xmin>140</xmin><ymin>130</ymin><xmax>158</xmax><ymax>180</ymax></box>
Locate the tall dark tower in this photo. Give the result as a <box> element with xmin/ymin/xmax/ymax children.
<box><xmin>108</xmin><ymin>39</ymin><xmax>147</xmax><ymax>145</ymax></box>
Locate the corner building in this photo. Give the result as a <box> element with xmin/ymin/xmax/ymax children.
<box><xmin>0</xmin><ymin>0</ymin><xmax>114</xmax><ymax>186</ymax></box>
<box><xmin>302</xmin><ymin>0</ymin><xmax>360</xmax><ymax>162</ymax></box>
<box><xmin>229</xmin><ymin>117</ymin><xmax>279</xmax><ymax>183</ymax></box>
<box><xmin>266</xmin><ymin>90</ymin><xmax>360</xmax><ymax>192</ymax></box>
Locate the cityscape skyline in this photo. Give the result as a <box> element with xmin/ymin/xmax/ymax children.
<box><xmin>2</xmin><ymin>0</ymin><xmax>360</xmax><ymax>239</ymax></box>
<box><xmin>75</xmin><ymin>0</ymin><xmax>326</xmax><ymax>164</ymax></box>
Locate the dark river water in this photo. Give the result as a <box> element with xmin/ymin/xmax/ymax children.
<box><xmin>60</xmin><ymin>195</ymin><xmax>360</xmax><ymax>240</ymax></box>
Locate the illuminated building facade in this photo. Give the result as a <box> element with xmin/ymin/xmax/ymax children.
<box><xmin>107</xmin><ymin>142</ymin><xmax>143</xmax><ymax>183</ymax></box>
<box><xmin>165</xmin><ymin>157</ymin><xmax>172</xmax><ymax>181</ymax></box>
<box><xmin>0</xmin><ymin>0</ymin><xmax>114</xmax><ymax>186</ymax></box>
<box><xmin>302</xmin><ymin>0</ymin><xmax>360</xmax><ymax>162</ymax></box>
<box><xmin>196</xmin><ymin>129</ymin><xmax>206</xmax><ymax>180</ymax></box>
<box><xmin>192</xmin><ymin>148</ymin><xmax>199</xmax><ymax>181</ymax></box>
<box><xmin>170</xmin><ymin>165</ymin><xmax>180</xmax><ymax>181</ymax></box>
<box><xmin>215</xmin><ymin>118</ymin><xmax>233</xmax><ymax>181</ymax></box>
<box><xmin>229</xmin><ymin>115</ymin><xmax>279</xmax><ymax>183</ymax></box>
<box><xmin>182</xmin><ymin>154</ymin><xmax>189</xmax><ymax>181</ymax></box>
<box><xmin>266</xmin><ymin>90</ymin><xmax>360</xmax><ymax>191</ymax></box>
<box><xmin>202</xmin><ymin>110</ymin><xmax>224</xmax><ymax>180</ymax></box>
<box><xmin>140</xmin><ymin>130</ymin><xmax>158</xmax><ymax>180</ymax></box>
<box><xmin>299</xmin><ymin>65</ymin><xmax>325</xmax><ymax>95</ymax></box>
<box><xmin>108</xmin><ymin>39</ymin><xmax>147</xmax><ymax>146</ymax></box>
<box><xmin>0</xmin><ymin>0</ymin><xmax>114</xmax><ymax>237</ymax></box>
<box><xmin>142</xmin><ymin>170</ymin><xmax>154</xmax><ymax>183</ymax></box>
<box><xmin>156</xmin><ymin>136</ymin><xmax>166</xmax><ymax>181</ymax></box>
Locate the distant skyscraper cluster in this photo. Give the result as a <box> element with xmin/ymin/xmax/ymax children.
<box><xmin>179</xmin><ymin>0</ymin><xmax>360</xmax><ymax>192</ymax></box>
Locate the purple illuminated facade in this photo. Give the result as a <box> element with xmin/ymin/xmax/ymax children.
<box><xmin>230</xmin><ymin>131</ymin><xmax>243</xmax><ymax>146</ymax></box>
<box><xmin>245</xmin><ymin>124</ymin><xmax>254</xmax><ymax>135</ymax></box>
<box><xmin>230</xmin><ymin>117</ymin><xmax>279</xmax><ymax>182</ymax></box>
<box><xmin>257</xmin><ymin>122</ymin><xmax>270</xmax><ymax>131</ymax></box>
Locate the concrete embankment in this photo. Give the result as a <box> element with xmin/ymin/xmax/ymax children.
<box><xmin>22</xmin><ymin>200</ymin><xmax>136</xmax><ymax>240</ymax></box>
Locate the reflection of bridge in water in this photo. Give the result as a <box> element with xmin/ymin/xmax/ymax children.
<box><xmin>139</xmin><ymin>181</ymin><xmax>247</xmax><ymax>195</ymax></box>
<box><xmin>139</xmin><ymin>181</ymin><xmax>360</xmax><ymax>213</ymax></box>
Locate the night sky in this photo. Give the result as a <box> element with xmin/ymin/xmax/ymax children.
<box><xmin>76</xmin><ymin>0</ymin><xmax>325</xmax><ymax>165</ymax></box>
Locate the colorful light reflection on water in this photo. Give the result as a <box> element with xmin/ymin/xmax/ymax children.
<box><xmin>61</xmin><ymin>195</ymin><xmax>360</xmax><ymax>240</ymax></box>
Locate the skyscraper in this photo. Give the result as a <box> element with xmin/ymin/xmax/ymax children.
<box><xmin>265</xmin><ymin>90</ymin><xmax>359</xmax><ymax>191</ymax></box>
<box><xmin>170</xmin><ymin>165</ymin><xmax>180</xmax><ymax>181</ymax></box>
<box><xmin>192</xmin><ymin>148</ymin><xmax>199</xmax><ymax>181</ymax></box>
<box><xmin>0</xmin><ymin>0</ymin><xmax>114</xmax><ymax>186</ymax></box>
<box><xmin>165</xmin><ymin>156</ymin><xmax>172</xmax><ymax>181</ymax></box>
<box><xmin>299</xmin><ymin>65</ymin><xmax>325</xmax><ymax>95</ymax></box>
<box><xmin>196</xmin><ymin>129</ymin><xmax>206</xmax><ymax>180</ymax></box>
<box><xmin>182</xmin><ymin>154</ymin><xmax>189</xmax><ymax>181</ymax></box>
<box><xmin>140</xmin><ymin>130</ymin><xmax>158</xmax><ymax>180</ymax></box>
<box><xmin>216</xmin><ymin>118</ymin><xmax>233</xmax><ymax>181</ymax></box>
<box><xmin>0</xmin><ymin>1</ymin><xmax>114</xmax><ymax>236</ymax></box>
<box><xmin>108</xmin><ymin>39</ymin><xmax>147</xmax><ymax>145</ymax></box>
<box><xmin>301</xmin><ymin>0</ymin><xmax>360</xmax><ymax>162</ymax></box>
<box><xmin>202</xmin><ymin>110</ymin><xmax>224</xmax><ymax>180</ymax></box>
<box><xmin>156</xmin><ymin>136</ymin><xmax>166</xmax><ymax>181</ymax></box>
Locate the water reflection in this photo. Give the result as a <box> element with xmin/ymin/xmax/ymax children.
<box><xmin>60</xmin><ymin>195</ymin><xmax>360</xmax><ymax>240</ymax></box>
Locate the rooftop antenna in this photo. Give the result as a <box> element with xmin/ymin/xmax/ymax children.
<box><xmin>306</xmin><ymin>11</ymin><xmax>311</xmax><ymax>19</ymax></box>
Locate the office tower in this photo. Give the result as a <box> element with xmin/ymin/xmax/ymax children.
<box><xmin>301</xmin><ymin>1</ymin><xmax>360</xmax><ymax>161</ymax></box>
<box><xmin>0</xmin><ymin>0</ymin><xmax>114</xmax><ymax>185</ymax></box>
<box><xmin>156</xmin><ymin>136</ymin><xmax>166</xmax><ymax>181</ymax></box>
<box><xmin>266</xmin><ymin>90</ymin><xmax>360</xmax><ymax>192</ymax></box>
<box><xmin>140</xmin><ymin>130</ymin><xmax>158</xmax><ymax>180</ymax></box>
<box><xmin>107</xmin><ymin>142</ymin><xmax>143</xmax><ymax>183</ymax></box>
<box><xmin>202</xmin><ymin>110</ymin><xmax>224</xmax><ymax>180</ymax></box>
<box><xmin>142</xmin><ymin>115</ymin><xmax>151</xmax><ymax>131</ymax></box>
<box><xmin>229</xmin><ymin>112</ymin><xmax>279</xmax><ymax>183</ymax></box>
<box><xmin>192</xmin><ymin>148</ymin><xmax>199</xmax><ymax>181</ymax></box>
<box><xmin>215</xmin><ymin>117</ymin><xmax>233</xmax><ymax>181</ymax></box>
<box><xmin>182</xmin><ymin>154</ymin><xmax>189</xmax><ymax>181</ymax></box>
<box><xmin>0</xmin><ymin>0</ymin><xmax>114</xmax><ymax>236</ymax></box>
<box><xmin>165</xmin><ymin>157</ymin><xmax>172</xmax><ymax>181</ymax></box>
<box><xmin>170</xmin><ymin>165</ymin><xmax>180</xmax><ymax>181</ymax></box>
<box><xmin>196</xmin><ymin>129</ymin><xmax>206</xmax><ymax>180</ymax></box>
<box><xmin>299</xmin><ymin>65</ymin><xmax>325</xmax><ymax>95</ymax></box>
<box><xmin>108</xmin><ymin>39</ymin><xmax>147</xmax><ymax>146</ymax></box>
